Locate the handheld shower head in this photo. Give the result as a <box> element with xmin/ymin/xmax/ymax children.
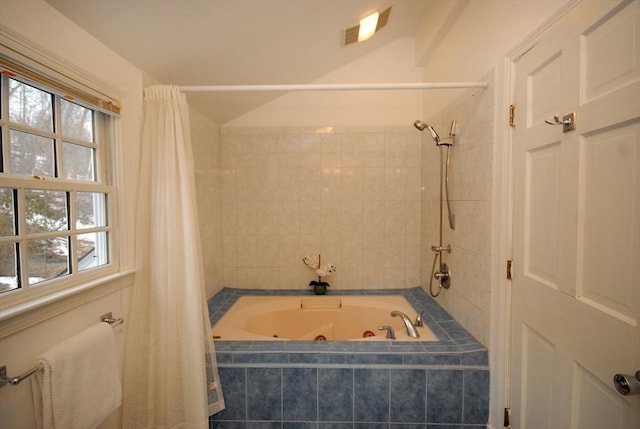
<box><xmin>413</xmin><ymin>120</ymin><xmax>441</xmax><ymax>144</ymax></box>
<box><xmin>426</xmin><ymin>126</ymin><xmax>441</xmax><ymax>144</ymax></box>
<box><xmin>413</xmin><ymin>120</ymin><xmax>427</xmax><ymax>131</ymax></box>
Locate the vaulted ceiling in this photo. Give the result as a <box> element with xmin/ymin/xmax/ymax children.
<box><xmin>44</xmin><ymin>0</ymin><xmax>437</xmax><ymax>124</ymax></box>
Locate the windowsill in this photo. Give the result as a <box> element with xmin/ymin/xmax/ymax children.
<box><xmin>0</xmin><ymin>270</ymin><xmax>135</xmax><ymax>339</ymax></box>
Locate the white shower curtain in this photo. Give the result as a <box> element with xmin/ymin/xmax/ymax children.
<box><xmin>123</xmin><ymin>86</ymin><xmax>224</xmax><ymax>429</ymax></box>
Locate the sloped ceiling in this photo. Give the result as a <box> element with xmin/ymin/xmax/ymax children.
<box><xmin>44</xmin><ymin>0</ymin><xmax>436</xmax><ymax>124</ymax></box>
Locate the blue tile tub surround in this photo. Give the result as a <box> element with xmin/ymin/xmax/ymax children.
<box><xmin>208</xmin><ymin>287</ymin><xmax>488</xmax><ymax>428</ymax></box>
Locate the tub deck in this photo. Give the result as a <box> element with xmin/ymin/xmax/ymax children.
<box><xmin>212</xmin><ymin>294</ymin><xmax>438</xmax><ymax>341</ymax></box>
<box><xmin>209</xmin><ymin>287</ymin><xmax>486</xmax><ymax>360</ymax></box>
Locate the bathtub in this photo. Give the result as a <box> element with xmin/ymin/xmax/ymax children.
<box><xmin>208</xmin><ymin>288</ymin><xmax>489</xmax><ymax>427</ymax></box>
<box><xmin>212</xmin><ymin>295</ymin><xmax>437</xmax><ymax>341</ymax></box>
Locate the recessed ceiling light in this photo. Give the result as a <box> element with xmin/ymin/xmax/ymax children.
<box><xmin>358</xmin><ymin>11</ymin><xmax>379</xmax><ymax>42</ymax></box>
<box><xmin>344</xmin><ymin>6</ymin><xmax>391</xmax><ymax>46</ymax></box>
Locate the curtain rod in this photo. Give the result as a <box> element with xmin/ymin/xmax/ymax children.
<box><xmin>178</xmin><ymin>82</ymin><xmax>488</xmax><ymax>93</ymax></box>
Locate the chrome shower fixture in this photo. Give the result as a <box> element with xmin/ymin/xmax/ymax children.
<box><xmin>448</xmin><ymin>120</ymin><xmax>457</xmax><ymax>138</ymax></box>
<box><xmin>414</xmin><ymin>120</ymin><xmax>441</xmax><ymax>144</ymax></box>
<box><xmin>413</xmin><ymin>120</ymin><xmax>427</xmax><ymax>131</ymax></box>
<box><xmin>414</xmin><ymin>119</ymin><xmax>458</xmax><ymax>297</ymax></box>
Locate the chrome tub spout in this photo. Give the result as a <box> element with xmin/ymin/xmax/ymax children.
<box><xmin>391</xmin><ymin>311</ymin><xmax>420</xmax><ymax>338</ymax></box>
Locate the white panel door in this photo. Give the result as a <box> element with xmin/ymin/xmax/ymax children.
<box><xmin>511</xmin><ymin>1</ymin><xmax>640</xmax><ymax>428</ymax></box>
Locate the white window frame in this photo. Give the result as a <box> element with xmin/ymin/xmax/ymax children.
<box><xmin>0</xmin><ymin>48</ymin><xmax>132</xmax><ymax>335</ymax></box>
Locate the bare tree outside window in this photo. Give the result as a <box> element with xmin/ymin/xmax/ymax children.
<box><xmin>8</xmin><ymin>79</ymin><xmax>53</xmax><ymax>132</ymax></box>
<box><xmin>0</xmin><ymin>75</ymin><xmax>111</xmax><ymax>294</ymax></box>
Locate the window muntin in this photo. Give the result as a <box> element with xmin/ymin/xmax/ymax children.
<box><xmin>8</xmin><ymin>79</ymin><xmax>53</xmax><ymax>132</ymax></box>
<box><xmin>25</xmin><ymin>189</ymin><xmax>68</xmax><ymax>233</ymax></box>
<box><xmin>77</xmin><ymin>231</ymin><xmax>109</xmax><ymax>272</ymax></box>
<box><xmin>60</xmin><ymin>98</ymin><xmax>93</xmax><ymax>142</ymax></box>
<box><xmin>0</xmin><ymin>73</ymin><xmax>114</xmax><ymax>299</ymax></box>
<box><xmin>76</xmin><ymin>192</ymin><xmax>107</xmax><ymax>229</ymax></box>
<box><xmin>9</xmin><ymin>130</ymin><xmax>55</xmax><ymax>177</ymax></box>
<box><xmin>0</xmin><ymin>188</ymin><xmax>16</xmax><ymax>237</ymax></box>
<box><xmin>27</xmin><ymin>236</ymin><xmax>70</xmax><ymax>285</ymax></box>
<box><xmin>0</xmin><ymin>242</ymin><xmax>18</xmax><ymax>294</ymax></box>
<box><xmin>62</xmin><ymin>142</ymin><xmax>95</xmax><ymax>181</ymax></box>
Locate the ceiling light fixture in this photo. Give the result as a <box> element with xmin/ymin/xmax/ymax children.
<box><xmin>358</xmin><ymin>11</ymin><xmax>379</xmax><ymax>42</ymax></box>
<box><xmin>344</xmin><ymin>6</ymin><xmax>391</xmax><ymax>45</ymax></box>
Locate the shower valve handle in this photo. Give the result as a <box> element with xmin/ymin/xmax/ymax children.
<box><xmin>431</xmin><ymin>245</ymin><xmax>451</xmax><ymax>254</ymax></box>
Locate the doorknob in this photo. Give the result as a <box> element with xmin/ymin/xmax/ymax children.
<box><xmin>613</xmin><ymin>371</ymin><xmax>640</xmax><ymax>396</ymax></box>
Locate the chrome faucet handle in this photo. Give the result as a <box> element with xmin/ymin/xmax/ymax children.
<box><xmin>414</xmin><ymin>311</ymin><xmax>424</xmax><ymax>327</ymax></box>
<box><xmin>378</xmin><ymin>326</ymin><xmax>395</xmax><ymax>340</ymax></box>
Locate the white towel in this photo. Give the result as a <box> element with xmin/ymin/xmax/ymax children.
<box><xmin>31</xmin><ymin>322</ymin><xmax>122</xmax><ymax>429</ymax></box>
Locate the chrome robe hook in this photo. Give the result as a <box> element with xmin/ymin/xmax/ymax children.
<box><xmin>544</xmin><ymin>112</ymin><xmax>577</xmax><ymax>132</ymax></box>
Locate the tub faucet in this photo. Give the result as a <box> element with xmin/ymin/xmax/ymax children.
<box><xmin>391</xmin><ymin>311</ymin><xmax>420</xmax><ymax>338</ymax></box>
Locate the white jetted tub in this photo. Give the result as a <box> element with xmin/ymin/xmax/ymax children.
<box><xmin>212</xmin><ymin>295</ymin><xmax>437</xmax><ymax>341</ymax></box>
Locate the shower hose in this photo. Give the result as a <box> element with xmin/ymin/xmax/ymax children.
<box><xmin>429</xmin><ymin>143</ymin><xmax>453</xmax><ymax>298</ymax></box>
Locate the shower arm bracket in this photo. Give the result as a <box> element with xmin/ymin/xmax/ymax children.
<box><xmin>431</xmin><ymin>245</ymin><xmax>451</xmax><ymax>254</ymax></box>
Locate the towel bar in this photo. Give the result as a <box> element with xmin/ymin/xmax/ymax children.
<box><xmin>0</xmin><ymin>312</ymin><xmax>124</xmax><ymax>387</ymax></box>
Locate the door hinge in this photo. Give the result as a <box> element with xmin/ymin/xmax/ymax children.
<box><xmin>506</xmin><ymin>260</ymin><xmax>513</xmax><ymax>280</ymax></box>
<box><xmin>504</xmin><ymin>407</ymin><xmax>511</xmax><ymax>427</ymax></box>
<box><xmin>509</xmin><ymin>104</ymin><xmax>516</xmax><ymax>127</ymax></box>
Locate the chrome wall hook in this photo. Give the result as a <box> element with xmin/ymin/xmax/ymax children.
<box><xmin>544</xmin><ymin>112</ymin><xmax>576</xmax><ymax>132</ymax></box>
<box><xmin>544</xmin><ymin>115</ymin><xmax>567</xmax><ymax>125</ymax></box>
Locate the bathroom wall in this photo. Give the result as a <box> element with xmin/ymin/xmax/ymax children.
<box><xmin>0</xmin><ymin>1</ymin><xmax>144</xmax><ymax>428</ymax></box>
<box><xmin>218</xmin><ymin>36</ymin><xmax>426</xmax><ymax>291</ymax></box>
<box><xmin>219</xmin><ymin>126</ymin><xmax>423</xmax><ymax>290</ymax></box>
<box><xmin>190</xmin><ymin>107</ymin><xmax>224</xmax><ymax>299</ymax></box>
<box><xmin>227</xmin><ymin>37</ymin><xmax>423</xmax><ymax>128</ymax></box>
<box><xmin>420</xmin><ymin>69</ymin><xmax>495</xmax><ymax>346</ymax></box>
<box><xmin>416</xmin><ymin>0</ymin><xmax>568</xmax><ymax>120</ymax></box>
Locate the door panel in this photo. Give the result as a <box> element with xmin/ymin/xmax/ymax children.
<box><xmin>572</xmin><ymin>364</ymin><xmax>631</xmax><ymax>429</ymax></box>
<box><xmin>579</xmin><ymin>122</ymin><xmax>639</xmax><ymax>323</ymax></box>
<box><xmin>511</xmin><ymin>1</ymin><xmax>640</xmax><ymax>428</ymax></box>
<box><xmin>582</xmin><ymin>2</ymin><xmax>639</xmax><ymax>103</ymax></box>
<box><xmin>520</xmin><ymin>324</ymin><xmax>555</xmax><ymax>429</ymax></box>
<box><xmin>525</xmin><ymin>141</ymin><xmax>561</xmax><ymax>289</ymax></box>
<box><xmin>528</xmin><ymin>52</ymin><xmax>564</xmax><ymax>127</ymax></box>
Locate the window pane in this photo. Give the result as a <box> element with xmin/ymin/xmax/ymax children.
<box><xmin>8</xmin><ymin>79</ymin><xmax>53</xmax><ymax>132</ymax></box>
<box><xmin>62</xmin><ymin>142</ymin><xmax>95</xmax><ymax>181</ymax></box>
<box><xmin>60</xmin><ymin>99</ymin><xmax>93</xmax><ymax>142</ymax></box>
<box><xmin>0</xmin><ymin>188</ymin><xmax>16</xmax><ymax>237</ymax></box>
<box><xmin>0</xmin><ymin>243</ymin><xmax>18</xmax><ymax>293</ymax></box>
<box><xmin>10</xmin><ymin>130</ymin><xmax>54</xmax><ymax>177</ymax></box>
<box><xmin>27</xmin><ymin>237</ymin><xmax>70</xmax><ymax>285</ymax></box>
<box><xmin>76</xmin><ymin>192</ymin><xmax>106</xmax><ymax>229</ymax></box>
<box><xmin>77</xmin><ymin>232</ymin><xmax>108</xmax><ymax>271</ymax></box>
<box><xmin>25</xmin><ymin>190</ymin><xmax>68</xmax><ymax>234</ymax></box>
